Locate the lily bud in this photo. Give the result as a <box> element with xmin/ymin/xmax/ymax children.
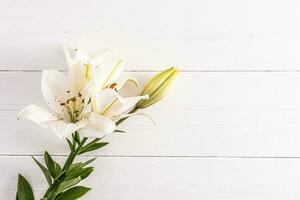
<box><xmin>137</xmin><ymin>67</ymin><xmax>179</xmax><ymax>108</ymax></box>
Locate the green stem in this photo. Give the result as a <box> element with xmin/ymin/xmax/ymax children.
<box><xmin>63</xmin><ymin>137</ymin><xmax>87</xmax><ymax>170</ymax></box>
<box><xmin>41</xmin><ymin>106</ymin><xmax>139</xmax><ymax>200</ymax></box>
<box><xmin>42</xmin><ymin>136</ymin><xmax>87</xmax><ymax>200</ymax></box>
<box><xmin>115</xmin><ymin>106</ymin><xmax>139</xmax><ymax>126</ymax></box>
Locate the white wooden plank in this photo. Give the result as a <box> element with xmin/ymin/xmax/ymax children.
<box><xmin>2</xmin><ymin>0</ymin><xmax>300</xmax><ymax>70</ymax></box>
<box><xmin>2</xmin><ymin>71</ymin><xmax>300</xmax><ymax>156</ymax></box>
<box><xmin>2</xmin><ymin>156</ymin><xmax>300</xmax><ymax>199</ymax></box>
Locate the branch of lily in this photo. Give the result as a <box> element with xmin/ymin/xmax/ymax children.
<box><xmin>40</xmin><ymin>107</ymin><xmax>138</xmax><ymax>195</ymax></box>
<box><xmin>52</xmin><ymin>106</ymin><xmax>138</xmax><ymax>178</ymax></box>
<box><xmin>39</xmin><ymin>66</ymin><xmax>178</xmax><ymax>199</ymax></box>
<box><xmin>42</xmin><ymin>136</ymin><xmax>88</xmax><ymax>199</ymax></box>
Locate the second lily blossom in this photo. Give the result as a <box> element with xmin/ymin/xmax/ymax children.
<box><xmin>18</xmin><ymin>46</ymin><xmax>178</xmax><ymax>139</ymax></box>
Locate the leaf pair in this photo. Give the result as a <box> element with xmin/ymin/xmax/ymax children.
<box><xmin>78</xmin><ymin>139</ymin><xmax>108</xmax><ymax>155</ymax></box>
<box><xmin>32</xmin><ymin>151</ymin><xmax>63</xmax><ymax>186</ymax></box>
<box><xmin>66</xmin><ymin>160</ymin><xmax>95</xmax><ymax>181</ymax></box>
<box><xmin>54</xmin><ymin>186</ymin><xmax>90</xmax><ymax>200</ymax></box>
<box><xmin>44</xmin><ymin>151</ymin><xmax>62</xmax><ymax>179</ymax></box>
<box><xmin>52</xmin><ymin>160</ymin><xmax>94</xmax><ymax>199</ymax></box>
<box><xmin>67</xmin><ymin>132</ymin><xmax>82</xmax><ymax>151</ymax></box>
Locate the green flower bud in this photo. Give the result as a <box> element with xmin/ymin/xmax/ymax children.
<box><xmin>137</xmin><ymin>67</ymin><xmax>179</xmax><ymax>108</ymax></box>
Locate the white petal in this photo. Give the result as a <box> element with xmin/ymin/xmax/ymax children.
<box><xmin>41</xmin><ymin>70</ymin><xmax>76</xmax><ymax>113</ymax></box>
<box><xmin>113</xmin><ymin>77</ymin><xmax>138</xmax><ymax>90</ymax></box>
<box><xmin>106</xmin><ymin>95</ymin><xmax>148</xmax><ymax>117</ymax></box>
<box><xmin>77</xmin><ymin>81</ymin><xmax>94</xmax><ymax>118</ymax></box>
<box><xmin>89</xmin><ymin>50</ymin><xmax>112</xmax><ymax>66</ymax></box>
<box><xmin>81</xmin><ymin>112</ymin><xmax>116</xmax><ymax>138</ymax></box>
<box><xmin>48</xmin><ymin>120</ymin><xmax>67</xmax><ymax>139</ymax></box>
<box><xmin>48</xmin><ymin>119</ymin><xmax>88</xmax><ymax>139</ymax></box>
<box><xmin>92</xmin><ymin>50</ymin><xmax>124</xmax><ymax>88</ymax></box>
<box><xmin>91</xmin><ymin>89</ymin><xmax>120</xmax><ymax>114</ymax></box>
<box><xmin>73</xmin><ymin>48</ymin><xmax>89</xmax><ymax>64</ymax></box>
<box><xmin>62</xmin><ymin>46</ymin><xmax>89</xmax><ymax>67</ymax></box>
<box><xmin>62</xmin><ymin>45</ymin><xmax>74</xmax><ymax>67</ymax></box>
<box><xmin>102</xmin><ymin>58</ymin><xmax>123</xmax><ymax>87</ymax></box>
<box><xmin>69</xmin><ymin>63</ymin><xmax>88</xmax><ymax>92</ymax></box>
<box><xmin>63</xmin><ymin>45</ymin><xmax>89</xmax><ymax>91</ymax></box>
<box><xmin>18</xmin><ymin>105</ymin><xmax>57</xmax><ymax>128</ymax></box>
<box><xmin>65</xmin><ymin>120</ymin><xmax>88</xmax><ymax>137</ymax></box>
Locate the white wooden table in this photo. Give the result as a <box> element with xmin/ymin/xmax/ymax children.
<box><xmin>2</xmin><ymin>0</ymin><xmax>300</xmax><ymax>199</ymax></box>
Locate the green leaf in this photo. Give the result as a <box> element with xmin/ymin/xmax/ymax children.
<box><xmin>55</xmin><ymin>186</ymin><xmax>91</xmax><ymax>200</ymax></box>
<box><xmin>78</xmin><ymin>142</ymin><xmax>109</xmax><ymax>155</ymax></box>
<box><xmin>16</xmin><ymin>174</ymin><xmax>34</xmax><ymax>200</ymax></box>
<box><xmin>32</xmin><ymin>157</ymin><xmax>52</xmax><ymax>186</ymax></box>
<box><xmin>54</xmin><ymin>170</ymin><xmax>66</xmax><ymax>181</ymax></box>
<box><xmin>72</xmin><ymin>134</ymin><xmax>77</xmax><ymax>149</ymax></box>
<box><xmin>54</xmin><ymin>162</ymin><xmax>62</xmax><ymax>175</ymax></box>
<box><xmin>74</xmin><ymin>131</ymin><xmax>81</xmax><ymax>144</ymax></box>
<box><xmin>66</xmin><ymin>138</ymin><xmax>74</xmax><ymax>152</ymax></box>
<box><xmin>81</xmin><ymin>138</ymin><xmax>100</xmax><ymax>149</ymax></box>
<box><xmin>57</xmin><ymin>177</ymin><xmax>81</xmax><ymax>194</ymax></box>
<box><xmin>44</xmin><ymin>151</ymin><xmax>62</xmax><ymax>179</ymax></box>
<box><xmin>66</xmin><ymin>167</ymin><xmax>94</xmax><ymax>180</ymax></box>
<box><xmin>80</xmin><ymin>167</ymin><xmax>94</xmax><ymax>180</ymax></box>
<box><xmin>68</xmin><ymin>162</ymin><xmax>83</xmax><ymax>172</ymax></box>
<box><xmin>82</xmin><ymin>158</ymin><xmax>96</xmax><ymax>167</ymax></box>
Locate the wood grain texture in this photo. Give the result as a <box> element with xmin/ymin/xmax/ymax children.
<box><xmin>2</xmin><ymin>156</ymin><xmax>300</xmax><ymax>200</ymax></box>
<box><xmin>2</xmin><ymin>0</ymin><xmax>300</xmax><ymax>70</ymax></box>
<box><xmin>3</xmin><ymin>0</ymin><xmax>300</xmax><ymax>199</ymax></box>
<box><xmin>2</xmin><ymin>71</ymin><xmax>300</xmax><ymax>157</ymax></box>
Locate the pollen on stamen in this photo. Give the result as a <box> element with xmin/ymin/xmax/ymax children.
<box><xmin>70</xmin><ymin>97</ymin><xmax>76</xmax><ymax>102</ymax></box>
<box><xmin>109</xmin><ymin>83</ymin><xmax>117</xmax><ymax>89</ymax></box>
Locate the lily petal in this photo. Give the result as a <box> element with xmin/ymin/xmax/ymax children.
<box><xmin>62</xmin><ymin>46</ymin><xmax>89</xmax><ymax>67</ymax></box>
<box><xmin>106</xmin><ymin>95</ymin><xmax>149</xmax><ymax>117</ymax></box>
<box><xmin>89</xmin><ymin>49</ymin><xmax>112</xmax><ymax>66</ymax></box>
<box><xmin>91</xmin><ymin>50</ymin><xmax>124</xmax><ymax>88</ymax></box>
<box><xmin>69</xmin><ymin>63</ymin><xmax>88</xmax><ymax>92</ymax></box>
<box><xmin>113</xmin><ymin>77</ymin><xmax>138</xmax><ymax>90</ymax></box>
<box><xmin>41</xmin><ymin>70</ymin><xmax>76</xmax><ymax>113</ymax></box>
<box><xmin>77</xmin><ymin>81</ymin><xmax>94</xmax><ymax>118</ymax></box>
<box><xmin>73</xmin><ymin>48</ymin><xmax>89</xmax><ymax>64</ymax></box>
<box><xmin>65</xmin><ymin>120</ymin><xmax>88</xmax><ymax>138</ymax></box>
<box><xmin>62</xmin><ymin>45</ymin><xmax>74</xmax><ymax>67</ymax></box>
<box><xmin>48</xmin><ymin>119</ymin><xmax>88</xmax><ymax>139</ymax></box>
<box><xmin>17</xmin><ymin>105</ymin><xmax>57</xmax><ymax>128</ymax></box>
<box><xmin>92</xmin><ymin>89</ymin><xmax>120</xmax><ymax>114</ymax></box>
<box><xmin>81</xmin><ymin>112</ymin><xmax>116</xmax><ymax>138</ymax></box>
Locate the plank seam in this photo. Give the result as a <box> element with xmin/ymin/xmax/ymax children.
<box><xmin>1</xmin><ymin>154</ymin><xmax>300</xmax><ymax>159</ymax></box>
<box><xmin>3</xmin><ymin>69</ymin><xmax>300</xmax><ymax>73</ymax></box>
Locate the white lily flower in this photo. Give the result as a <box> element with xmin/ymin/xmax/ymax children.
<box><xmin>18</xmin><ymin>46</ymin><xmax>148</xmax><ymax>139</ymax></box>
<box><xmin>18</xmin><ymin>67</ymin><xmax>118</xmax><ymax>139</ymax></box>
<box><xmin>62</xmin><ymin>46</ymin><xmax>149</xmax><ymax>138</ymax></box>
<box><xmin>18</xmin><ymin>69</ymin><xmax>93</xmax><ymax>139</ymax></box>
<box><xmin>62</xmin><ymin>46</ymin><xmax>138</xmax><ymax>90</ymax></box>
<box><xmin>78</xmin><ymin>88</ymin><xmax>147</xmax><ymax>138</ymax></box>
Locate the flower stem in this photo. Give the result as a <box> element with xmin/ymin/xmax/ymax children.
<box><xmin>115</xmin><ymin>106</ymin><xmax>139</xmax><ymax>126</ymax></box>
<box><xmin>63</xmin><ymin>137</ymin><xmax>87</xmax><ymax>170</ymax></box>
<box><xmin>41</xmin><ymin>107</ymin><xmax>137</xmax><ymax>199</ymax></box>
<box><xmin>42</xmin><ymin>136</ymin><xmax>87</xmax><ymax>199</ymax></box>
